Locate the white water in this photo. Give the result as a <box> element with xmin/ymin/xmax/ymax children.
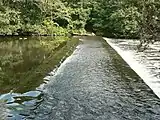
<box><xmin>104</xmin><ymin>37</ymin><xmax>160</xmax><ymax>98</ymax></box>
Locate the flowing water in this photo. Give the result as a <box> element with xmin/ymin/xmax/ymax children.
<box><xmin>0</xmin><ymin>36</ymin><xmax>160</xmax><ymax>120</ymax></box>
<box><xmin>104</xmin><ymin>38</ymin><xmax>160</xmax><ymax>98</ymax></box>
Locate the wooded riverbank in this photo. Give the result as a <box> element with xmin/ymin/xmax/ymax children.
<box><xmin>0</xmin><ymin>0</ymin><xmax>159</xmax><ymax>49</ymax></box>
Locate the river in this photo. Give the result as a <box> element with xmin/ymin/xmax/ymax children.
<box><xmin>0</xmin><ymin>36</ymin><xmax>78</xmax><ymax>119</ymax></box>
<box><xmin>0</xmin><ymin>36</ymin><xmax>160</xmax><ymax>120</ymax></box>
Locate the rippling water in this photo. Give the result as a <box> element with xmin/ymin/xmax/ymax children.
<box><xmin>27</xmin><ymin>36</ymin><xmax>160</xmax><ymax>120</ymax></box>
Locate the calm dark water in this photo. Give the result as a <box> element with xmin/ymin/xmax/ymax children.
<box><xmin>0</xmin><ymin>36</ymin><xmax>79</xmax><ymax>119</ymax></box>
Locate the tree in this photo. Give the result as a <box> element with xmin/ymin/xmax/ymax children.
<box><xmin>137</xmin><ymin>0</ymin><xmax>160</xmax><ymax>50</ymax></box>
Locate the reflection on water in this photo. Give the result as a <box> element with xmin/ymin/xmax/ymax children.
<box><xmin>0</xmin><ymin>36</ymin><xmax>78</xmax><ymax>119</ymax></box>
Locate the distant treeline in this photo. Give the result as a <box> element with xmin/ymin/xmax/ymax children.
<box><xmin>0</xmin><ymin>0</ymin><xmax>159</xmax><ymax>43</ymax></box>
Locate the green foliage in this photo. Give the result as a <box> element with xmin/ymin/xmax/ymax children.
<box><xmin>109</xmin><ymin>7</ymin><xmax>141</xmax><ymax>38</ymax></box>
<box><xmin>0</xmin><ymin>0</ymin><xmax>159</xmax><ymax>42</ymax></box>
<box><xmin>0</xmin><ymin>7</ymin><xmax>21</xmax><ymax>35</ymax></box>
<box><xmin>88</xmin><ymin>0</ymin><xmax>159</xmax><ymax>44</ymax></box>
<box><xmin>139</xmin><ymin>0</ymin><xmax>160</xmax><ymax>48</ymax></box>
<box><xmin>0</xmin><ymin>0</ymin><xmax>90</xmax><ymax>36</ymax></box>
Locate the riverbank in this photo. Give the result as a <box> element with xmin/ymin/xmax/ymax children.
<box><xmin>104</xmin><ymin>37</ymin><xmax>160</xmax><ymax>98</ymax></box>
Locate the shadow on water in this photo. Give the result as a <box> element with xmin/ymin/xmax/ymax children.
<box><xmin>0</xmin><ymin>36</ymin><xmax>79</xmax><ymax>119</ymax></box>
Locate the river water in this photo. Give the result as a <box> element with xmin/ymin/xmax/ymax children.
<box><xmin>105</xmin><ymin>38</ymin><xmax>160</xmax><ymax>98</ymax></box>
<box><xmin>0</xmin><ymin>36</ymin><xmax>78</xmax><ymax>119</ymax></box>
<box><xmin>0</xmin><ymin>36</ymin><xmax>160</xmax><ymax>120</ymax></box>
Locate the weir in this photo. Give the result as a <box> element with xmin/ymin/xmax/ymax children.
<box><xmin>104</xmin><ymin>37</ymin><xmax>160</xmax><ymax>98</ymax></box>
